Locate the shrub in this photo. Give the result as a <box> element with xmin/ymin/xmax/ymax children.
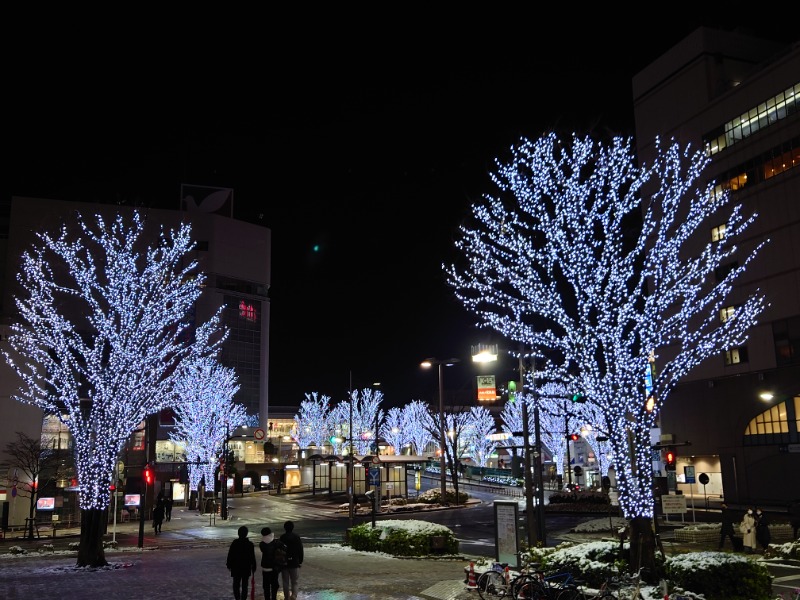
<box><xmin>347</xmin><ymin>519</ymin><xmax>458</xmax><ymax>557</ymax></box>
<box><xmin>416</xmin><ymin>488</ymin><xmax>469</xmax><ymax>505</ymax></box>
<box><xmin>666</xmin><ymin>552</ymin><xmax>773</xmax><ymax>600</ymax></box>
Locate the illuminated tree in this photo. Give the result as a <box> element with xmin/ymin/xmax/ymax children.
<box><xmin>463</xmin><ymin>406</ymin><xmax>497</xmax><ymax>468</ymax></box>
<box><xmin>170</xmin><ymin>358</ymin><xmax>243</xmax><ymax>500</ymax></box>
<box><xmin>349</xmin><ymin>388</ymin><xmax>383</xmax><ymax>454</ymax></box>
<box><xmin>446</xmin><ymin>133</ymin><xmax>767</xmax><ymax>573</ymax></box>
<box><xmin>293</xmin><ymin>392</ymin><xmax>331</xmax><ymax>450</ymax></box>
<box><xmin>3</xmin><ymin>211</ymin><xmax>225</xmax><ymax>567</ymax></box>
<box><xmin>403</xmin><ymin>400</ymin><xmax>435</xmax><ymax>456</ymax></box>
<box><xmin>381</xmin><ymin>407</ymin><xmax>412</xmax><ymax>456</ymax></box>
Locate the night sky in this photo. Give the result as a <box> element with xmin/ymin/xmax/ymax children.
<box><xmin>7</xmin><ymin>18</ymin><xmax>797</xmax><ymax>410</ymax></box>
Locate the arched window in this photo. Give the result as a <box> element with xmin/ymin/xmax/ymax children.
<box><xmin>743</xmin><ymin>396</ymin><xmax>800</xmax><ymax>446</ymax></box>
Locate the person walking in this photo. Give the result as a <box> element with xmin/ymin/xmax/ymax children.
<box><xmin>152</xmin><ymin>493</ymin><xmax>165</xmax><ymax>534</ymax></box>
<box><xmin>226</xmin><ymin>525</ymin><xmax>256</xmax><ymax>600</ymax></box>
<box><xmin>718</xmin><ymin>503</ymin><xmax>737</xmax><ymax>550</ymax></box>
<box><xmin>164</xmin><ymin>495</ymin><xmax>173</xmax><ymax>521</ymax></box>
<box><xmin>740</xmin><ymin>507</ymin><xmax>757</xmax><ymax>553</ymax></box>
<box><xmin>259</xmin><ymin>527</ymin><xmax>286</xmax><ymax>600</ymax></box>
<box><xmin>755</xmin><ymin>507</ymin><xmax>771</xmax><ymax>553</ymax></box>
<box><xmin>279</xmin><ymin>520</ymin><xmax>304</xmax><ymax>600</ymax></box>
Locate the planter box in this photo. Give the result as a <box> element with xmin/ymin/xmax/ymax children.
<box><xmin>673</xmin><ymin>527</ymin><xmax>720</xmax><ymax>543</ymax></box>
<box><xmin>673</xmin><ymin>523</ymin><xmax>793</xmax><ymax>544</ymax></box>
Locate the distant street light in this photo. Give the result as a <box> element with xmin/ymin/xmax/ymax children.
<box><xmin>421</xmin><ymin>357</ymin><xmax>460</xmax><ymax>502</ymax></box>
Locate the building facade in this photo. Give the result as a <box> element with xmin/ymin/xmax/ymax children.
<box><xmin>633</xmin><ymin>28</ymin><xmax>799</xmax><ymax>507</ymax></box>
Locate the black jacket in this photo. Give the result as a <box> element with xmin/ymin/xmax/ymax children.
<box><xmin>279</xmin><ymin>530</ymin><xmax>304</xmax><ymax>568</ymax></box>
<box><xmin>227</xmin><ymin>537</ymin><xmax>256</xmax><ymax>577</ymax></box>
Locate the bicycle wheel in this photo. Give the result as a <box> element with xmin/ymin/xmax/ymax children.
<box><xmin>512</xmin><ymin>576</ymin><xmax>549</xmax><ymax>600</ymax></box>
<box><xmin>478</xmin><ymin>570</ymin><xmax>508</xmax><ymax>600</ymax></box>
<box><xmin>555</xmin><ymin>585</ymin><xmax>588</xmax><ymax>600</ymax></box>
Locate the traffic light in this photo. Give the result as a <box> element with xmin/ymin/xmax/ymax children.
<box><xmin>571</xmin><ymin>392</ymin><xmax>586</xmax><ymax>403</ymax></box>
<box><xmin>566</xmin><ymin>433</ymin><xmax>580</xmax><ymax>441</ymax></box>
<box><xmin>143</xmin><ymin>463</ymin><xmax>153</xmax><ymax>485</ymax></box>
<box><xmin>508</xmin><ymin>381</ymin><xmax>517</xmax><ymax>403</ymax></box>
<box><xmin>665</xmin><ymin>447</ymin><xmax>676</xmax><ymax>470</ymax></box>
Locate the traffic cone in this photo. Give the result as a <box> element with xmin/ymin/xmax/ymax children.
<box><xmin>467</xmin><ymin>561</ymin><xmax>478</xmax><ymax>589</ymax></box>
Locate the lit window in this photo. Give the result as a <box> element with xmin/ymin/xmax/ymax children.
<box><xmin>238</xmin><ymin>300</ymin><xmax>257</xmax><ymax>322</ymax></box>
<box><xmin>711</xmin><ymin>224</ymin><xmax>727</xmax><ymax>242</ymax></box>
<box><xmin>724</xmin><ymin>346</ymin><xmax>748</xmax><ymax>366</ymax></box>
<box><xmin>720</xmin><ymin>306</ymin><xmax>736</xmax><ymax>322</ymax></box>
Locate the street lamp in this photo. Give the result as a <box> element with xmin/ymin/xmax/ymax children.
<box><xmin>421</xmin><ymin>357</ymin><xmax>460</xmax><ymax>503</ymax></box>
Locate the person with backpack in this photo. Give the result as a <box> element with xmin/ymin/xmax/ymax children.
<box><xmin>259</xmin><ymin>527</ymin><xmax>287</xmax><ymax>600</ymax></box>
<box><xmin>279</xmin><ymin>520</ymin><xmax>304</xmax><ymax>600</ymax></box>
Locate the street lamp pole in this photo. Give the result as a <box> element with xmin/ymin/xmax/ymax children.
<box><xmin>437</xmin><ymin>361</ymin><xmax>447</xmax><ymax>502</ymax></box>
<box><xmin>421</xmin><ymin>358</ymin><xmax>460</xmax><ymax>503</ymax></box>
<box><xmin>348</xmin><ymin>372</ymin><xmax>355</xmax><ymax>526</ymax></box>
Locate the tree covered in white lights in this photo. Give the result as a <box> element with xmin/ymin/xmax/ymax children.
<box><xmin>463</xmin><ymin>406</ymin><xmax>497</xmax><ymax>468</ymax></box>
<box><xmin>170</xmin><ymin>358</ymin><xmax>243</xmax><ymax>501</ymax></box>
<box><xmin>446</xmin><ymin>133</ymin><xmax>767</xmax><ymax>572</ymax></box>
<box><xmin>293</xmin><ymin>392</ymin><xmax>331</xmax><ymax>450</ymax></box>
<box><xmin>403</xmin><ymin>400</ymin><xmax>435</xmax><ymax>456</ymax></box>
<box><xmin>3</xmin><ymin>211</ymin><xmax>225</xmax><ymax>567</ymax></box>
<box><xmin>381</xmin><ymin>407</ymin><xmax>412</xmax><ymax>455</ymax></box>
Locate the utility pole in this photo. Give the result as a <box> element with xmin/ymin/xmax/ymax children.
<box><xmin>348</xmin><ymin>371</ymin><xmax>355</xmax><ymax>527</ymax></box>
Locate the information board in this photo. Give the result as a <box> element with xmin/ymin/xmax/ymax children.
<box><xmin>661</xmin><ymin>494</ymin><xmax>687</xmax><ymax>514</ymax></box>
<box><xmin>494</xmin><ymin>501</ymin><xmax>520</xmax><ymax>568</ymax></box>
<box><xmin>683</xmin><ymin>465</ymin><xmax>696</xmax><ymax>484</ymax></box>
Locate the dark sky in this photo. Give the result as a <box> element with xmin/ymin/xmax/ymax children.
<box><xmin>7</xmin><ymin>19</ymin><xmax>797</xmax><ymax>410</ymax></box>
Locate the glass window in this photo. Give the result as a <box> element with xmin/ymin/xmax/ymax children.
<box><xmin>711</xmin><ymin>224</ymin><xmax>727</xmax><ymax>242</ymax></box>
<box><xmin>724</xmin><ymin>346</ymin><xmax>748</xmax><ymax>366</ymax></box>
<box><xmin>720</xmin><ymin>306</ymin><xmax>735</xmax><ymax>323</ymax></box>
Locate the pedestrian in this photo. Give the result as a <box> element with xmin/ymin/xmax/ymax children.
<box><xmin>226</xmin><ymin>525</ymin><xmax>256</xmax><ymax>600</ymax></box>
<box><xmin>259</xmin><ymin>527</ymin><xmax>286</xmax><ymax>600</ymax></box>
<box><xmin>279</xmin><ymin>520</ymin><xmax>304</xmax><ymax>600</ymax></box>
<box><xmin>164</xmin><ymin>495</ymin><xmax>173</xmax><ymax>521</ymax></box>
<box><xmin>755</xmin><ymin>507</ymin><xmax>771</xmax><ymax>552</ymax></box>
<box><xmin>718</xmin><ymin>502</ymin><xmax>737</xmax><ymax>550</ymax></box>
<box><xmin>153</xmin><ymin>493</ymin><xmax>165</xmax><ymax>534</ymax></box>
<box><xmin>789</xmin><ymin>498</ymin><xmax>800</xmax><ymax>540</ymax></box>
<box><xmin>740</xmin><ymin>507</ymin><xmax>757</xmax><ymax>553</ymax></box>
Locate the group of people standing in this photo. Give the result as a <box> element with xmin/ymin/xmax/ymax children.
<box><xmin>226</xmin><ymin>520</ymin><xmax>304</xmax><ymax>600</ymax></box>
<box><xmin>719</xmin><ymin>503</ymin><xmax>772</xmax><ymax>553</ymax></box>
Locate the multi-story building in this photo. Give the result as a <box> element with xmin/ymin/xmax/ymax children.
<box><xmin>633</xmin><ymin>28</ymin><xmax>799</xmax><ymax>506</ymax></box>
<box><xmin>0</xmin><ymin>194</ymin><xmax>271</xmax><ymax>526</ymax></box>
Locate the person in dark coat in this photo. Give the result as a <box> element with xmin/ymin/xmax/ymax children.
<box><xmin>152</xmin><ymin>493</ymin><xmax>165</xmax><ymax>534</ymax></box>
<box><xmin>164</xmin><ymin>495</ymin><xmax>173</xmax><ymax>521</ymax></box>
<box><xmin>718</xmin><ymin>503</ymin><xmax>737</xmax><ymax>550</ymax></box>
<box><xmin>227</xmin><ymin>526</ymin><xmax>256</xmax><ymax>600</ymax></box>
<box><xmin>755</xmin><ymin>507</ymin><xmax>771</xmax><ymax>552</ymax></box>
<box><xmin>279</xmin><ymin>520</ymin><xmax>304</xmax><ymax>600</ymax></box>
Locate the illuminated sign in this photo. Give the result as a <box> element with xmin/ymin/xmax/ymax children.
<box><xmin>477</xmin><ymin>375</ymin><xmax>497</xmax><ymax>401</ymax></box>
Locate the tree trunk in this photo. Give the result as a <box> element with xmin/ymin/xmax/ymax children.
<box><xmin>76</xmin><ymin>508</ymin><xmax>108</xmax><ymax>567</ymax></box>
<box><xmin>628</xmin><ymin>516</ymin><xmax>657</xmax><ymax>582</ymax></box>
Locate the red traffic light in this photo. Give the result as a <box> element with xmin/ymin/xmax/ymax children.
<box><xmin>665</xmin><ymin>448</ymin><xmax>676</xmax><ymax>470</ymax></box>
<box><xmin>143</xmin><ymin>463</ymin><xmax>153</xmax><ymax>485</ymax></box>
<box><xmin>567</xmin><ymin>433</ymin><xmax>580</xmax><ymax>442</ymax></box>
